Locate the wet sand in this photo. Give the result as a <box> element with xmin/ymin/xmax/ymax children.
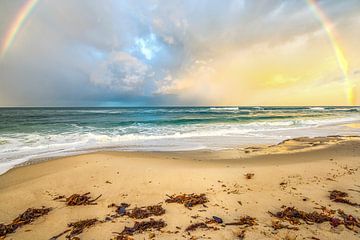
<box><xmin>0</xmin><ymin>136</ymin><xmax>359</xmax><ymax>239</ymax></box>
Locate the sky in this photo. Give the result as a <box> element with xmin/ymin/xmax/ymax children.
<box><xmin>0</xmin><ymin>0</ymin><xmax>359</xmax><ymax>106</ymax></box>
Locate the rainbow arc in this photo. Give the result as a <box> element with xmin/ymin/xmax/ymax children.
<box><xmin>0</xmin><ymin>0</ymin><xmax>39</xmax><ymax>58</ymax></box>
<box><xmin>306</xmin><ymin>0</ymin><xmax>355</xmax><ymax>105</ymax></box>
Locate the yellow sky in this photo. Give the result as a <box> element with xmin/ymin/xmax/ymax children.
<box><xmin>162</xmin><ymin>28</ymin><xmax>359</xmax><ymax>106</ymax></box>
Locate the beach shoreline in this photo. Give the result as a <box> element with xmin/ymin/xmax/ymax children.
<box><xmin>1</xmin><ymin>107</ymin><xmax>359</xmax><ymax>176</ymax></box>
<box><xmin>0</xmin><ymin>135</ymin><xmax>359</xmax><ymax>239</ymax></box>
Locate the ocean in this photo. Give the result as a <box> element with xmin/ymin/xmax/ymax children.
<box><xmin>0</xmin><ymin>106</ymin><xmax>359</xmax><ymax>174</ymax></box>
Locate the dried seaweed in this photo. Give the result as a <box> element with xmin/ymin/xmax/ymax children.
<box><xmin>165</xmin><ymin>193</ymin><xmax>208</xmax><ymax>208</ymax></box>
<box><xmin>0</xmin><ymin>207</ymin><xmax>52</xmax><ymax>237</ymax></box>
<box><xmin>271</xmin><ymin>220</ymin><xmax>299</xmax><ymax>230</ymax></box>
<box><xmin>126</xmin><ymin>205</ymin><xmax>165</xmax><ymax>219</ymax></box>
<box><xmin>329</xmin><ymin>190</ymin><xmax>360</xmax><ymax>207</ymax></box>
<box><xmin>237</xmin><ymin>230</ymin><xmax>246</xmax><ymax>239</ymax></box>
<box><xmin>66</xmin><ymin>192</ymin><xmax>102</xmax><ymax>206</ymax></box>
<box><xmin>53</xmin><ymin>195</ymin><xmax>65</xmax><ymax>200</ymax></box>
<box><xmin>57</xmin><ymin>192</ymin><xmax>102</xmax><ymax>206</ymax></box>
<box><xmin>268</xmin><ymin>207</ymin><xmax>331</xmax><ymax>225</ymax></box>
<box><xmin>270</xmin><ymin>206</ymin><xmax>360</xmax><ymax>233</ymax></box>
<box><xmin>329</xmin><ymin>217</ymin><xmax>342</xmax><ymax>227</ymax></box>
<box><xmin>50</xmin><ymin>218</ymin><xmax>98</xmax><ymax>240</ymax></box>
<box><xmin>67</xmin><ymin>219</ymin><xmax>98</xmax><ymax>238</ymax></box>
<box><xmin>116</xmin><ymin>219</ymin><xmax>166</xmax><ymax>236</ymax></box>
<box><xmin>338</xmin><ymin>210</ymin><xmax>360</xmax><ymax>231</ymax></box>
<box><xmin>108</xmin><ymin>203</ymin><xmax>165</xmax><ymax>219</ymax></box>
<box><xmin>225</xmin><ymin>216</ymin><xmax>257</xmax><ymax>227</ymax></box>
<box><xmin>112</xmin><ymin>235</ymin><xmax>134</xmax><ymax>240</ymax></box>
<box><xmin>244</xmin><ymin>173</ymin><xmax>254</xmax><ymax>179</ymax></box>
<box><xmin>185</xmin><ymin>223</ymin><xmax>210</xmax><ymax>232</ymax></box>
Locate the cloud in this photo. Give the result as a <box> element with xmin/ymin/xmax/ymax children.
<box><xmin>0</xmin><ymin>0</ymin><xmax>359</xmax><ymax>106</ymax></box>
<box><xmin>90</xmin><ymin>52</ymin><xmax>153</xmax><ymax>94</ymax></box>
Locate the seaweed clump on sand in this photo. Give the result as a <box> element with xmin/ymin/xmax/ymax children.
<box><xmin>108</xmin><ymin>203</ymin><xmax>165</xmax><ymax>220</ymax></box>
<box><xmin>165</xmin><ymin>193</ymin><xmax>208</xmax><ymax>208</ymax></box>
<box><xmin>50</xmin><ymin>218</ymin><xmax>98</xmax><ymax>240</ymax></box>
<box><xmin>0</xmin><ymin>207</ymin><xmax>52</xmax><ymax>237</ymax></box>
<box><xmin>268</xmin><ymin>206</ymin><xmax>331</xmax><ymax>225</ymax></box>
<box><xmin>113</xmin><ymin>219</ymin><xmax>166</xmax><ymax>239</ymax></box>
<box><xmin>270</xmin><ymin>206</ymin><xmax>360</xmax><ymax>233</ymax></box>
<box><xmin>126</xmin><ymin>205</ymin><xmax>165</xmax><ymax>219</ymax></box>
<box><xmin>109</xmin><ymin>203</ymin><xmax>165</xmax><ymax>219</ymax></box>
<box><xmin>329</xmin><ymin>190</ymin><xmax>360</xmax><ymax>207</ymax></box>
<box><xmin>271</xmin><ymin>219</ymin><xmax>299</xmax><ymax>230</ymax></box>
<box><xmin>185</xmin><ymin>222</ymin><xmax>213</xmax><ymax>232</ymax></box>
<box><xmin>185</xmin><ymin>216</ymin><xmax>224</xmax><ymax>232</ymax></box>
<box><xmin>223</xmin><ymin>216</ymin><xmax>257</xmax><ymax>240</ymax></box>
<box><xmin>244</xmin><ymin>173</ymin><xmax>255</xmax><ymax>179</ymax></box>
<box><xmin>338</xmin><ymin>210</ymin><xmax>360</xmax><ymax>231</ymax></box>
<box><xmin>225</xmin><ymin>216</ymin><xmax>257</xmax><ymax>227</ymax></box>
<box><xmin>237</xmin><ymin>230</ymin><xmax>246</xmax><ymax>240</ymax></box>
<box><xmin>55</xmin><ymin>192</ymin><xmax>102</xmax><ymax>206</ymax></box>
<box><xmin>112</xmin><ymin>235</ymin><xmax>134</xmax><ymax>240</ymax></box>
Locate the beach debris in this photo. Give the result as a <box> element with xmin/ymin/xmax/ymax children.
<box><xmin>329</xmin><ymin>217</ymin><xmax>342</xmax><ymax>227</ymax></box>
<box><xmin>114</xmin><ymin>219</ymin><xmax>166</xmax><ymax>237</ymax></box>
<box><xmin>108</xmin><ymin>203</ymin><xmax>165</xmax><ymax>219</ymax></box>
<box><xmin>53</xmin><ymin>195</ymin><xmax>66</xmax><ymax>200</ymax></box>
<box><xmin>348</xmin><ymin>188</ymin><xmax>360</xmax><ymax>194</ymax></box>
<box><xmin>108</xmin><ymin>203</ymin><xmax>130</xmax><ymax>216</ymax></box>
<box><xmin>329</xmin><ymin>190</ymin><xmax>360</xmax><ymax>207</ymax></box>
<box><xmin>244</xmin><ymin>173</ymin><xmax>254</xmax><ymax>179</ymax></box>
<box><xmin>184</xmin><ymin>216</ymin><xmax>224</xmax><ymax>232</ymax></box>
<box><xmin>56</xmin><ymin>192</ymin><xmax>102</xmax><ymax>206</ymax></box>
<box><xmin>212</xmin><ymin>216</ymin><xmax>223</xmax><ymax>224</ymax></box>
<box><xmin>0</xmin><ymin>207</ymin><xmax>52</xmax><ymax>237</ymax></box>
<box><xmin>237</xmin><ymin>230</ymin><xmax>246</xmax><ymax>239</ymax></box>
<box><xmin>126</xmin><ymin>205</ymin><xmax>165</xmax><ymax>219</ymax></box>
<box><xmin>270</xmin><ymin>206</ymin><xmax>360</xmax><ymax>232</ymax></box>
<box><xmin>50</xmin><ymin>218</ymin><xmax>98</xmax><ymax>240</ymax></box>
<box><xmin>67</xmin><ymin>219</ymin><xmax>98</xmax><ymax>238</ymax></box>
<box><xmin>165</xmin><ymin>193</ymin><xmax>208</xmax><ymax>208</ymax></box>
<box><xmin>271</xmin><ymin>219</ymin><xmax>299</xmax><ymax>230</ymax></box>
<box><xmin>112</xmin><ymin>235</ymin><xmax>134</xmax><ymax>240</ymax></box>
<box><xmin>338</xmin><ymin>210</ymin><xmax>360</xmax><ymax>231</ymax></box>
<box><xmin>268</xmin><ymin>206</ymin><xmax>331</xmax><ymax>225</ymax></box>
<box><xmin>225</xmin><ymin>216</ymin><xmax>257</xmax><ymax>227</ymax></box>
<box><xmin>279</xmin><ymin>181</ymin><xmax>288</xmax><ymax>190</ymax></box>
<box><xmin>185</xmin><ymin>222</ymin><xmax>214</xmax><ymax>232</ymax></box>
<box><xmin>49</xmin><ymin>229</ymin><xmax>71</xmax><ymax>240</ymax></box>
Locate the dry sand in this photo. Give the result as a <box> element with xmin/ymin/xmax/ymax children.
<box><xmin>0</xmin><ymin>136</ymin><xmax>359</xmax><ymax>239</ymax></box>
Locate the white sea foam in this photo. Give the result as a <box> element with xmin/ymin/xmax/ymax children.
<box><xmin>308</xmin><ymin>107</ymin><xmax>326</xmax><ymax>111</ymax></box>
<box><xmin>209</xmin><ymin>107</ymin><xmax>239</xmax><ymax>111</ymax></box>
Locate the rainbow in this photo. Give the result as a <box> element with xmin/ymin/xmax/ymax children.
<box><xmin>0</xmin><ymin>0</ymin><xmax>40</xmax><ymax>58</ymax></box>
<box><xmin>306</xmin><ymin>0</ymin><xmax>356</xmax><ymax>105</ymax></box>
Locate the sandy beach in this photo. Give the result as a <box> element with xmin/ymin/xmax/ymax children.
<box><xmin>0</xmin><ymin>136</ymin><xmax>359</xmax><ymax>239</ymax></box>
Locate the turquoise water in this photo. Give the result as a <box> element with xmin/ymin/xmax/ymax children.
<box><xmin>0</xmin><ymin>106</ymin><xmax>359</xmax><ymax>174</ymax></box>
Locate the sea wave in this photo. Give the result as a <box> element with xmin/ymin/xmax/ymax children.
<box><xmin>1</xmin><ymin>107</ymin><xmax>360</xmax><ymax>174</ymax></box>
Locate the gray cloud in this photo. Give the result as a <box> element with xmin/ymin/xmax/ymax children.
<box><xmin>0</xmin><ymin>0</ymin><xmax>359</xmax><ymax>106</ymax></box>
<box><xmin>90</xmin><ymin>52</ymin><xmax>153</xmax><ymax>94</ymax></box>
